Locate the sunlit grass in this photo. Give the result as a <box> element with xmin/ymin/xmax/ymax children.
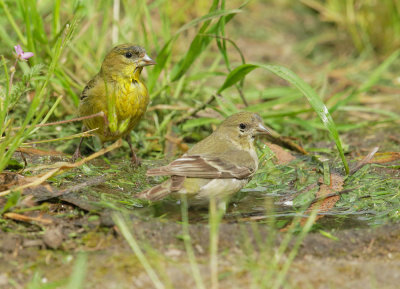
<box><xmin>302</xmin><ymin>0</ymin><xmax>400</xmax><ymax>55</ymax></box>
<box><xmin>1</xmin><ymin>0</ymin><xmax>397</xmax><ymax>174</ymax></box>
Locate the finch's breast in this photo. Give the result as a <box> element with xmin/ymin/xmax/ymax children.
<box><xmin>116</xmin><ymin>80</ymin><xmax>149</xmax><ymax>120</ymax></box>
<box><xmin>79</xmin><ymin>78</ymin><xmax>150</xmax><ymax>142</ymax></box>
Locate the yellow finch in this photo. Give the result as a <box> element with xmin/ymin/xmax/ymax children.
<box><xmin>138</xmin><ymin>112</ymin><xmax>270</xmax><ymax>206</ymax></box>
<box><xmin>73</xmin><ymin>43</ymin><xmax>156</xmax><ymax>165</ymax></box>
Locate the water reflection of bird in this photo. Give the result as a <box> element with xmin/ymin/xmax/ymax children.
<box><xmin>138</xmin><ymin>112</ymin><xmax>270</xmax><ymax>206</ymax></box>
<box><xmin>73</xmin><ymin>43</ymin><xmax>156</xmax><ymax>166</ymax></box>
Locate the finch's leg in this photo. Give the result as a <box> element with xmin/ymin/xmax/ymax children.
<box><xmin>98</xmin><ymin>111</ymin><xmax>109</xmax><ymax>136</ymax></box>
<box><xmin>72</xmin><ymin>137</ymin><xmax>84</xmax><ymax>162</ymax></box>
<box><xmin>125</xmin><ymin>135</ymin><xmax>140</xmax><ymax>167</ymax></box>
<box><xmin>72</xmin><ymin>125</ymin><xmax>89</xmax><ymax>162</ymax></box>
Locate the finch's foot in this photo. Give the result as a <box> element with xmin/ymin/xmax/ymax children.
<box><xmin>72</xmin><ymin>137</ymin><xmax>84</xmax><ymax>162</ymax></box>
<box><xmin>131</xmin><ymin>152</ymin><xmax>141</xmax><ymax>167</ymax></box>
<box><xmin>125</xmin><ymin>135</ymin><xmax>141</xmax><ymax>167</ymax></box>
<box><xmin>71</xmin><ymin>149</ymin><xmax>82</xmax><ymax>162</ymax></box>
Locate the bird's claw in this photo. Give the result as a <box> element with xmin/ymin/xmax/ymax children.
<box><xmin>71</xmin><ymin>150</ymin><xmax>82</xmax><ymax>162</ymax></box>
<box><xmin>130</xmin><ymin>154</ymin><xmax>141</xmax><ymax>168</ymax></box>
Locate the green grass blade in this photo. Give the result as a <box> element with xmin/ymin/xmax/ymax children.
<box><xmin>113</xmin><ymin>213</ymin><xmax>165</xmax><ymax>289</ymax></box>
<box><xmin>170</xmin><ymin>9</ymin><xmax>242</xmax><ymax>82</ymax></box>
<box><xmin>330</xmin><ymin>49</ymin><xmax>400</xmax><ymax>113</ymax></box>
<box><xmin>217</xmin><ymin>64</ymin><xmax>258</xmax><ymax>93</ymax></box>
<box><xmin>148</xmin><ymin>6</ymin><xmax>242</xmax><ymax>91</ymax></box>
<box><xmin>209</xmin><ymin>197</ymin><xmax>225</xmax><ymax>289</ymax></box>
<box><xmin>147</xmin><ymin>39</ymin><xmax>174</xmax><ymax>92</ymax></box>
<box><xmin>0</xmin><ymin>0</ymin><xmax>26</xmax><ymax>44</ymax></box>
<box><xmin>261</xmin><ymin>64</ymin><xmax>349</xmax><ymax>174</ymax></box>
<box><xmin>272</xmin><ymin>207</ymin><xmax>318</xmax><ymax>289</ymax></box>
<box><xmin>21</xmin><ymin>0</ymin><xmax>36</xmax><ymax>65</ymax></box>
<box><xmin>358</xmin><ymin>49</ymin><xmax>400</xmax><ymax>93</ymax></box>
<box><xmin>174</xmin><ymin>9</ymin><xmax>241</xmax><ymax>36</ymax></box>
<box><xmin>52</xmin><ymin>0</ymin><xmax>61</xmax><ymax>38</ymax></box>
<box><xmin>181</xmin><ymin>195</ymin><xmax>206</xmax><ymax>289</ymax></box>
<box><xmin>66</xmin><ymin>253</ymin><xmax>87</xmax><ymax>289</ymax></box>
<box><xmin>218</xmin><ymin>63</ymin><xmax>349</xmax><ymax>174</ymax></box>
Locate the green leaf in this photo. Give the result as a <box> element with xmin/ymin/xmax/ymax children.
<box><xmin>218</xmin><ymin>64</ymin><xmax>258</xmax><ymax>93</ymax></box>
<box><xmin>1</xmin><ymin>190</ymin><xmax>21</xmax><ymax>214</ymax></box>
<box><xmin>170</xmin><ymin>9</ymin><xmax>242</xmax><ymax>82</ymax></box>
<box><xmin>5</xmin><ymin>159</ymin><xmax>24</xmax><ymax>171</ymax></box>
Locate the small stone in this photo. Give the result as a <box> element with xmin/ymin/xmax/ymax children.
<box><xmin>100</xmin><ymin>212</ymin><xmax>115</xmax><ymax>227</ymax></box>
<box><xmin>43</xmin><ymin>227</ymin><xmax>64</xmax><ymax>249</ymax></box>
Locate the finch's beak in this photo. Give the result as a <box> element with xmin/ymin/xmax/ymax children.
<box><xmin>255</xmin><ymin>123</ymin><xmax>271</xmax><ymax>135</ymax></box>
<box><xmin>138</xmin><ymin>53</ymin><xmax>156</xmax><ymax>67</ymax></box>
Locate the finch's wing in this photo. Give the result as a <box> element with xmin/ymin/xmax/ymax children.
<box><xmin>146</xmin><ymin>155</ymin><xmax>254</xmax><ymax>179</ymax></box>
<box><xmin>80</xmin><ymin>77</ymin><xmax>97</xmax><ymax>100</ymax></box>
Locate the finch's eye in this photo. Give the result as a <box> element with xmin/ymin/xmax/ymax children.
<box><xmin>239</xmin><ymin>123</ymin><xmax>247</xmax><ymax>130</ymax></box>
<box><xmin>125</xmin><ymin>52</ymin><xmax>133</xmax><ymax>58</ymax></box>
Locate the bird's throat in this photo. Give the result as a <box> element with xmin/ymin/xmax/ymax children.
<box><xmin>132</xmin><ymin>66</ymin><xmax>143</xmax><ymax>80</ymax></box>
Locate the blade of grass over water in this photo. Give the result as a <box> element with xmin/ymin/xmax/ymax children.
<box><xmin>66</xmin><ymin>253</ymin><xmax>88</xmax><ymax>289</ymax></box>
<box><xmin>218</xmin><ymin>63</ymin><xmax>349</xmax><ymax>174</ymax></box>
<box><xmin>271</xmin><ymin>207</ymin><xmax>318</xmax><ymax>289</ymax></box>
<box><xmin>113</xmin><ymin>213</ymin><xmax>165</xmax><ymax>289</ymax></box>
<box><xmin>209</xmin><ymin>197</ymin><xmax>218</xmax><ymax>289</ymax></box>
<box><xmin>209</xmin><ymin>197</ymin><xmax>226</xmax><ymax>289</ymax></box>
<box><xmin>181</xmin><ymin>195</ymin><xmax>206</xmax><ymax>289</ymax></box>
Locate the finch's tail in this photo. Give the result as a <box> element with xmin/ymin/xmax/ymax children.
<box><xmin>136</xmin><ymin>180</ymin><xmax>173</xmax><ymax>201</ymax></box>
<box><xmin>136</xmin><ymin>176</ymin><xmax>185</xmax><ymax>201</ymax></box>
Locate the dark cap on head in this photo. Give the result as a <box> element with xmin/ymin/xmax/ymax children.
<box><xmin>112</xmin><ymin>44</ymin><xmax>146</xmax><ymax>57</ymax></box>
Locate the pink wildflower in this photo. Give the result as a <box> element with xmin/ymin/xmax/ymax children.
<box><xmin>14</xmin><ymin>44</ymin><xmax>34</xmax><ymax>60</ymax></box>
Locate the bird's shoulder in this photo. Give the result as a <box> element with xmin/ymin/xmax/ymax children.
<box><xmin>187</xmin><ymin>132</ymin><xmax>237</xmax><ymax>153</ymax></box>
<box><xmin>80</xmin><ymin>74</ymin><xmax>108</xmax><ymax>100</ymax></box>
<box><xmin>187</xmin><ymin>133</ymin><xmax>257</xmax><ymax>169</ymax></box>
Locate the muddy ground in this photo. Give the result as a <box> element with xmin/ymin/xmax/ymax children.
<box><xmin>1</xmin><ymin>217</ymin><xmax>400</xmax><ymax>288</ymax></box>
